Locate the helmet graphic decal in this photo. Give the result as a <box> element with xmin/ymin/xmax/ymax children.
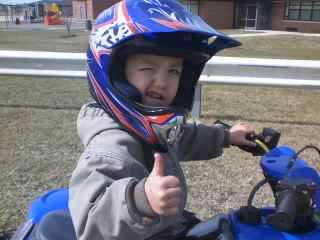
<box><xmin>90</xmin><ymin>1</ymin><xmax>138</xmax><ymax>62</ymax></box>
<box><xmin>139</xmin><ymin>0</ymin><xmax>213</xmax><ymax>31</ymax></box>
<box><xmin>143</xmin><ymin>0</ymin><xmax>191</xmax><ymax>29</ymax></box>
<box><xmin>93</xmin><ymin>22</ymin><xmax>132</xmax><ymax>50</ymax></box>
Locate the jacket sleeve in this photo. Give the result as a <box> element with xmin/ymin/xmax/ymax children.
<box><xmin>177</xmin><ymin>121</ymin><xmax>230</xmax><ymax>161</ymax></box>
<box><xmin>69</xmin><ymin>130</ymin><xmax>170</xmax><ymax>240</ymax></box>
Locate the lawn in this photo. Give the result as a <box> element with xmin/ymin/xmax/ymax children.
<box><xmin>220</xmin><ymin>34</ymin><xmax>320</xmax><ymax>60</ymax></box>
<box><xmin>1</xmin><ymin>75</ymin><xmax>320</xmax><ymax>236</ymax></box>
<box><xmin>0</xmin><ymin>30</ymin><xmax>89</xmax><ymax>53</ymax></box>
<box><xmin>1</xmin><ymin>29</ymin><xmax>320</xmax><ymax>59</ymax></box>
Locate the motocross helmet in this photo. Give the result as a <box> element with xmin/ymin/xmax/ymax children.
<box><xmin>87</xmin><ymin>0</ymin><xmax>241</xmax><ymax>152</ymax></box>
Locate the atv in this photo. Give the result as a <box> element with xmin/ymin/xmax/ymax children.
<box><xmin>11</xmin><ymin>126</ymin><xmax>320</xmax><ymax>240</ymax></box>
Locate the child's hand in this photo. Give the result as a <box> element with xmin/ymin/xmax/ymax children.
<box><xmin>144</xmin><ymin>153</ymin><xmax>181</xmax><ymax>216</ymax></box>
<box><xmin>229</xmin><ymin>122</ymin><xmax>256</xmax><ymax>147</ymax></box>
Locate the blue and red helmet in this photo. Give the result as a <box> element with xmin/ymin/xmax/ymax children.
<box><xmin>87</xmin><ymin>0</ymin><xmax>240</xmax><ymax>152</ymax></box>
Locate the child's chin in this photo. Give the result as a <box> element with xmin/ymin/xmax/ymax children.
<box><xmin>143</xmin><ymin>100</ymin><xmax>168</xmax><ymax>108</ymax></box>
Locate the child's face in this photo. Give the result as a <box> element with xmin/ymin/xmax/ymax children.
<box><xmin>125</xmin><ymin>54</ymin><xmax>183</xmax><ymax>107</ymax></box>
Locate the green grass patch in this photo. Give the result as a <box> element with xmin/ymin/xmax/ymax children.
<box><xmin>0</xmin><ymin>30</ymin><xmax>89</xmax><ymax>52</ymax></box>
<box><xmin>219</xmin><ymin>35</ymin><xmax>320</xmax><ymax>60</ymax></box>
<box><xmin>201</xmin><ymin>85</ymin><xmax>320</xmax><ymax>124</ymax></box>
<box><xmin>0</xmin><ymin>76</ymin><xmax>91</xmax><ymax>108</ymax></box>
<box><xmin>1</xmin><ymin>76</ymin><xmax>320</xmax><ymax>233</ymax></box>
<box><xmin>1</xmin><ymin>30</ymin><xmax>320</xmax><ymax>59</ymax></box>
<box><xmin>0</xmin><ymin>76</ymin><xmax>91</xmax><ymax>231</ymax></box>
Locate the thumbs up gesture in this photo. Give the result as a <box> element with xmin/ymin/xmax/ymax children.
<box><xmin>144</xmin><ymin>153</ymin><xmax>181</xmax><ymax>216</ymax></box>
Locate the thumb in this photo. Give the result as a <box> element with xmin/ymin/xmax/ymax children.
<box><xmin>151</xmin><ymin>153</ymin><xmax>166</xmax><ymax>177</ymax></box>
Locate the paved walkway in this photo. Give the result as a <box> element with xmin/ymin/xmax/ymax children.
<box><xmin>231</xmin><ymin>29</ymin><xmax>320</xmax><ymax>38</ymax></box>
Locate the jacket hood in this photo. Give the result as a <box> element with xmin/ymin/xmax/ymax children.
<box><xmin>77</xmin><ymin>103</ymin><xmax>122</xmax><ymax>147</ymax></box>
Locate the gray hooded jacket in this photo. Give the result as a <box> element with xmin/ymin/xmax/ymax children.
<box><xmin>69</xmin><ymin>103</ymin><xmax>229</xmax><ymax>240</ymax></box>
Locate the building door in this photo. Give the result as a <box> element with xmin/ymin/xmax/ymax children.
<box><xmin>237</xmin><ymin>1</ymin><xmax>257</xmax><ymax>29</ymax></box>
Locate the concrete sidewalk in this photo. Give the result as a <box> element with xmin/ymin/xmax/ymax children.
<box><xmin>231</xmin><ymin>29</ymin><xmax>320</xmax><ymax>38</ymax></box>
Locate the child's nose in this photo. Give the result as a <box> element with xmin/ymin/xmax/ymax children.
<box><xmin>153</xmin><ymin>71</ymin><xmax>167</xmax><ymax>88</ymax></box>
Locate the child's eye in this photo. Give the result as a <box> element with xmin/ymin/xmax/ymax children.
<box><xmin>139</xmin><ymin>67</ymin><xmax>153</xmax><ymax>72</ymax></box>
<box><xmin>169</xmin><ymin>69</ymin><xmax>181</xmax><ymax>75</ymax></box>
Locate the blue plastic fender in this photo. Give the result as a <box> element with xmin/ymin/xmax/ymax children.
<box><xmin>27</xmin><ymin>188</ymin><xmax>69</xmax><ymax>224</ymax></box>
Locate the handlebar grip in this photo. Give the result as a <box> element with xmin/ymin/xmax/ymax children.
<box><xmin>266</xmin><ymin>190</ymin><xmax>297</xmax><ymax>231</ymax></box>
<box><xmin>213</xmin><ymin>120</ymin><xmax>280</xmax><ymax>156</ymax></box>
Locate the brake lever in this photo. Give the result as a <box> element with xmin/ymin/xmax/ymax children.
<box><xmin>238</xmin><ymin>134</ymin><xmax>269</xmax><ymax>156</ymax></box>
<box><xmin>214</xmin><ymin>120</ymin><xmax>281</xmax><ymax>156</ymax></box>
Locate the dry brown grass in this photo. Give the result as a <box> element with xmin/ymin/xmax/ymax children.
<box><xmin>0</xmin><ymin>30</ymin><xmax>90</xmax><ymax>52</ymax></box>
<box><xmin>185</xmin><ymin>85</ymin><xmax>320</xmax><ymax>218</ymax></box>
<box><xmin>219</xmin><ymin>34</ymin><xmax>320</xmax><ymax>60</ymax></box>
<box><xmin>1</xmin><ymin>76</ymin><xmax>320</xmax><ymax>236</ymax></box>
<box><xmin>0</xmin><ymin>76</ymin><xmax>91</xmax><ymax>234</ymax></box>
<box><xmin>1</xmin><ymin>29</ymin><xmax>320</xmax><ymax>59</ymax></box>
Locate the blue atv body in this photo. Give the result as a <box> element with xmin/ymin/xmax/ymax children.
<box><xmin>230</xmin><ymin>208</ymin><xmax>320</xmax><ymax>240</ymax></box>
<box><xmin>12</xmin><ymin>145</ymin><xmax>320</xmax><ymax>240</ymax></box>
<box><xmin>231</xmin><ymin>145</ymin><xmax>320</xmax><ymax>240</ymax></box>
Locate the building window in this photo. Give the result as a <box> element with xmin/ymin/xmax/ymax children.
<box><xmin>177</xmin><ymin>0</ymin><xmax>199</xmax><ymax>15</ymax></box>
<box><xmin>313</xmin><ymin>2</ymin><xmax>320</xmax><ymax>21</ymax></box>
<box><xmin>285</xmin><ymin>0</ymin><xmax>320</xmax><ymax>21</ymax></box>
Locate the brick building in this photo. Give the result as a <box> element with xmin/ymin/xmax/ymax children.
<box><xmin>72</xmin><ymin>0</ymin><xmax>320</xmax><ymax>33</ymax></box>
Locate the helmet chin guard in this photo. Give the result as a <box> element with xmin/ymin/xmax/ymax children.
<box><xmin>148</xmin><ymin>110</ymin><xmax>187</xmax><ymax>152</ymax></box>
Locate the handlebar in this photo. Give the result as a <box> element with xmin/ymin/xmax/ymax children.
<box><xmin>214</xmin><ymin>120</ymin><xmax>281</xmax><ymax>156</ymax></box>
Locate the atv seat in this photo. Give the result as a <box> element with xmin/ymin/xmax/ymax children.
<box><xmin>184</xmin><ymin>214</ymin><xmax>234</xmax><ymax>240</ymax></box>
<box><xmin>32</xmin><ymin>210</ymin><xmax>76</xmax><ymax>240</ymax></box>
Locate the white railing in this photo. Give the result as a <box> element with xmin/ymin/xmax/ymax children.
<box><xmin>207</xmin><ymin>56</ymin><xmax>320</xmax><ymax>69</ymax></box>
<box><xmin>1</xmin><ymin>50</ymin><xmax>320</xmax><ymax>68</ymax></box>
<box><xmin>0</xmin><ymin>50</ymin><xmax>86</xmax><ymax>60</ymax></box>
<box><xmin>1</xmin><ymin>50</ymin><xmax>320</xmax><ymax>117</ymax></box>
<box><xmin>0</xmin><ymin>68</ymin><xmax>85</xmax><ymax>78</ymax></box>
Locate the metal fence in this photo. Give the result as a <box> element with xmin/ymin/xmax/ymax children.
<box><xmin>1</xmin><ymin>50</ymin><xmax>320</xmax><ymax>117</ymax></box>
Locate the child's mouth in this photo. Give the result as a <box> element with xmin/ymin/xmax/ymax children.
<box><xmin>144</xmin><ymin>91</ymin><xmax>166</xmax><ymax>106</ymax></box>
<box><xmin>146</xmin><ymin>91</ymin><xmax>163</xmax><ymax>100</ymax></box>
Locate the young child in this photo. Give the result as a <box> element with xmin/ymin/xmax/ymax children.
<box><xmin>69</xmin><ymin>0</ymin><xmax>256</xmax><ymax>239</ymax></box>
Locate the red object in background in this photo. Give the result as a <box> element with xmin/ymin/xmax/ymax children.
<box><xmin>44</xmin><ymin>16</ymin><xmax>64</xmax><ymax>25</ymax></box>
<box><xmin>44</xmin><ymin>3</ymin><xmax>64</xmax><ymax>25</ymax></box>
